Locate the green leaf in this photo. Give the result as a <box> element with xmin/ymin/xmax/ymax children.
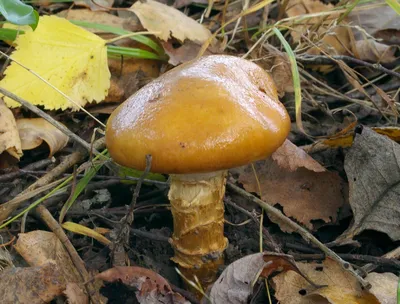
<box><xmin>0</xmin><ymin>27</ymin><xmax>21</xmax><ymax>41</ymax></box>
<box><xmin>59</xmin><ymin>160</ymin><xmax>104</xmax><ymax>223</ymax></box>
<box><xmin>0</xmin><ymin>0</ymin><xmax>39</xmax><ymax>30</ymax></box>
<box><xmin>107</xmin><ymin>45</ymin><xmax>163</xmax><ymax>60</ymax></box>
<box><xmin>118</xmin><ymin>166</ymin><xmax>166</xmax><ymax>184</ymax></box>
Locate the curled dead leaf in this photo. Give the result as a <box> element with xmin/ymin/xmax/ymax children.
<box><xmin>95</xmin><ymin>266</ymin><xmax>189</xmax><ymax>303</ymax></box>
<box><xmin>0</xmin><ymin>261</ymin><xmax>65</xmax><ymax>304</ymax></box>
<box><xmin>16</xmin><ymin>118</ymin><xmax>69</xmax><ymax>157</ymax></box>
<box><xmin>209</xmin><ymin>252</ymin><xmax>320</xmax><ymax>304</ymax></box>
<box><xmin>233</xmin><ymin>140</ymin><xmax>346</xmax><ymax>231</ymax></box>
<box><xmin>129</xmin><ymin>0</ymin><xmax>211</xmax><ymax>43</ymax></box>
<box><xmin>336</xmin><ymin>127</ymin><xmax>400</xmax><ymax>244</ymax></box>
<box><xmin>0</xmin><ymin>99</ymin><xmax>22</xmax><ymax>160</ymax></box>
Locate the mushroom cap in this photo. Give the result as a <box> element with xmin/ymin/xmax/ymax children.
<box><xmin>106</xmin><ymin>55</ymin><xmax>290</xmax><ymax>174</ymax></box>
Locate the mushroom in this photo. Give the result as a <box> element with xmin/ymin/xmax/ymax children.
<box><xmin>105</xmin><ymin>55</ymin><xmax>290</xmax><ymax>285</ymax></box>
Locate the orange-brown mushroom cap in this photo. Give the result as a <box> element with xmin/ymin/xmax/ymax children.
<box><xmin>106</xmin><ymin>55</ymin><xmax>290</xmax><ymax>174</ymax></box>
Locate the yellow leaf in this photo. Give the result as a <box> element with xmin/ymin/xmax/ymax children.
<box><xmin>62</xmin><ymin>222</ymin><xmax>111</xmax><ymax>246</ymax></box>
<box><xmin>16</xmin><ymin>118</ymin><xmax>69</xmax><ymax>157</ymax></box>
<box><xmin>0</xmin><ymin>16</ymin><xmax>110</xmax><ymax>110</ymax></box>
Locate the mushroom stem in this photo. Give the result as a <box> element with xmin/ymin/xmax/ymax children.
<box><xmin>168</xmin><ymin>171</ymin><xmax>228</xmax><ymax>285</ymax></box>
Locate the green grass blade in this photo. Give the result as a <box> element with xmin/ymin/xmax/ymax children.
<box><xmin>59</xmin><ymin>162</ymin><xmax>104</xmax><ymax>223</ymax></box>
<box><xmin>70</xmin><ymin>20</ymin><xmax>165</xmax><ymax>56</ymax></box>
<box><xmin>272</xmin><ymin>27</ymin><xmax>304</xmax><ymax>133</ymax></box>
<box><xmin>385</xmin><ymin>0</ymin><xmax>400</xmax><ymax>15</ymax></box>
<box><xmin>107</xmin><ymin>45</ymin><xmax>163</xmax><ymax>60</ymax></box>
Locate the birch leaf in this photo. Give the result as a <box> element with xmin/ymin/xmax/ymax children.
<box><xmin>0</xmin><ymin>15</ymin><xmax>110</xmax><ymax>110</ymax></box>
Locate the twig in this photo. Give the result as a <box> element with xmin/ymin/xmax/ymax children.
<box><xmin>0</xmin><ymin>159</ymin><xmax>53</xmax><ymax>182</ymax></box>
<box><xmin>0</xmin><ymin>87</ymin><xmax>100</xmax><ymax>155</ymax></box>
<box><xmin>226</xmin><ymin>182</ymin><xmax>372</xmax><ymax>289</ymax></box>
<box><xmin>36</xmin><ymin>205</ymin><xmax>104</xmax><ymax>303</ymax></box>
<box><xmin>111</xmin><ymin>155</ymin><xmax>153</xmax><ymax>264</ymax></box>
<box><xmin>296</xmin><ymin>55</ymin><xmax>400</xmax><ymax>79</ymax></box>
<box><xmin>130</xmin><ymin>228</ymin><xmax>170</xmax><ymax>243</ymax></box>
<box><xmin>292</xmin><ymin>253</ymin><xmax>400</xmax><ymax>270</ymax></box>
<box><xmin>360</xmin><ymin>246</ymin><xmax>400</xmax><ymax>274</ymax></box>
<box><xmin>0</xmin><ymin>138</ymin><xmax>105</xmax><ymax>224</ymax></box>
<box><xmin>17</xmin><ymin>171</ymin><xmax>168</xmax><ymax>186</ymax></box>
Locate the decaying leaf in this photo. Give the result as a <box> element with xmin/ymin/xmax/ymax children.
<box><xmin>129</xmin><ymin>0</ymin><xmax>211</xmax><ymax>43</ymax></box>
<box><xmin>63</xmin><ymin>283</ymin><xmax>89</xmax><ymax>304</ymax></box>
<box><xmin>234</xmin><ymin>140</ymin><xmax>346</xmax><ymax>231</ymax></box>
<box><xmin>366</xmin><ymin>272</ymin><xmax>398</xmax><ymax>304</ymax></box>
<box><xmin>74</xmin><ymin>0</ymin><xmax>114</xmax><ymax>11</ymax></box>
<box><xmin>210</xmin><ymin>252</ymin><xmax>319</xmax><ymax>304</ymax></box>
<box><xmin>272</xmin><ymin>258</ymin><xmax>380</xmax><ymax>304</ymax></box>
<box><xmin>95</xmin><ymin>266</ymin><xmax>189</xmax><ymax>303</ymax></box>
<box><xmin>0</xmin><ymin>15</ymin><xmax>110</xmax><ymax>110</ymax></box>
<box><xmin>16</xmin><ymin>118</ymin><xmax>69</xmax><ymax>157</ymax></box>
<box><xmin>286</xmin><ymin>0</ymin><xmax>353</xmax><ymax>56</ymax></box>
<box><xmin>0</xmin><ymin>261</ymin><xmax>66</xmax><ymax>304</ymax></box>
<box><xmin>336</xmin><ymin>127</ymin><xmax>400</xmax><ymax>244</ymax></box>
<box><xmin>0</xmin><ymin>98</ymin><xmax>22</xmax><ymax>160</ymax></box>
<box><xmin>14</xmin><ymin>231</ymin><xmax>84</xmax><ymax>288</ymax></box>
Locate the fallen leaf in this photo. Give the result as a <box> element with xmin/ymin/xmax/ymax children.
<box><xmin>336</xmin><ymin>127</ymin><xmax>400</xmax><ymax>244</ymax></box>
<box><xmin>62</xmin><ymin>222</ymin><xmax>111</xmax><ymax>246</ymax></box>
<box><xmin>286</xmin><ymin>0</ymin><xmax>353</xmax><ymax>56</ymax></box>
<box><xmin>129</xmin><ymin>0</ymin><xmax>212</xmax><ymax>43</ymax></box>
<box><xmin>209</xmin><ymin>252</ymin><xmax>319</xmax><ymax>304</ymax></box>
<box><xmin>14</xmin><ymin>231</ymin><xmax>85</xmax><ymax>290</ymax></box>
<box><xmin>64</xmin><ymin>283</ymin><xmax>89</xmax><ymax>304</ymax></box>
<box><xmin>0</xmin><ymin>15</ymin><xmax>110</xmax><ymax>110</ymax></box>
<box><xmin>367</xmin><ymin>272</ymin><xmax>398</xmax><ymax>304</ymax></box>
<box><xmin>0</xmin><ymin>98</ymin><xmax>22</xmax><ymax>160</ymax></box>
<box><xmin>16</xmin><ymin>118</ymin><xmax>69</xmax><ymax>157</ymax></box>
<box><xmin>272</xmin><ymin>258</ymin><xmax>380</xmax><ymax>304</ymax></box>
<box><xmin>95</xmin><ymin>266</ymin><xmax>190</xmax><ymax>303</ymax></box>
<box><xmin>354</xmin><ymin>39</ymin><xmax>397</xmax><ymax>64</ymax></box>
<box><xmin>74</xmin><ymin>0</ymin><xmax>114</xmax><ymax>11</ymax></box>
<box><xmin>233</xmin><ymin>140</ymin><xmax>346</xmax><ymax>231</ymax></box>
<box><xmin>0</xmin><ymin>261</ymin><xmax>66</xmax><ymax>304</ymax></box>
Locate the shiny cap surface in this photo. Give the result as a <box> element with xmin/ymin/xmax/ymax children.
<box><xmin>106</xmin><ymin>55</ymin><xmax>291</xmax><ymax>174</ymax></box>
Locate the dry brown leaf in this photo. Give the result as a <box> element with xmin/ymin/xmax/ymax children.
<box><xmin>234</xmin><ymin>140</ymin><xmax>346</xmax><ymax>231</ymax></box>
<box><xmin>106</xmin><ymin>38</ymin><xmax>161</xmax><ymax>101</ymax></box>
<box><xmin>0</xmin><ymin>99</ymin><xmax>22</xmax><ymax>160</ymax></box>
<box><xmin>209</xmin><ymin>252</ymin><xmax>320</xmax><ymax>304</ymax></box>
<box><xmin>129</xmin><ymin>0</ymin><xmax>212</xmax><ymax>43</ymax></box>
<box><xmin>14</xmin><ymin>231</ymin><xmax>84</xmax><ymax>291</ymax></box>
<box><xmin>63</xmin><ymin>283</ymin><xmax>89</xmax><ymax>304</ymax></box>
<box><xmin>286</xmin><ymin>0</ymin><xmax>353</xmax><ymax>56</ymax></box>
<box><xmin>16</xmin><ymin>118</ymin><xmax>69</xmax><ymax>157</ymax></box>
<box><xmin>74</xmin><ymin>0</ymin><xmax>114</xmax><ymax>11</ymax></box>
<box><xmin>272</xmin><ymin>258</ymin><xmax>380</xmax><ymax>304</ymax></box>
<box><xmin>335</xmin><ymin>127</ymin><xmax>400</xmax><ymax>244</ymax></box>
<box><xmin>270</xmin><ymin>54</ymin><xmax>294</xmax><ymax>96</ymax></box>
<box><xmin>95</xmin><ymin>266</ymin><xmax>190</xmax><ymax>303</ymax></box>
<box><xmin>354</xmin><ymin>40</ymin><xmax>397</xmax><ymax>64</ymax></box>
<box><xmin>367</xmin><ymin>272</ymin><xmax>398</xmax><ymax>304</ymax></box>
<box><xmin>0</xmin><ymin>261</ymin><xmax>65</xmax><ymax>304</ymax></box>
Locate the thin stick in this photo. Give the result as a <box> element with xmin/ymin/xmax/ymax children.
<box><xmin>297</xmin><ymin>55</ymin><xmax>400</xmax><ymax>79</ymax></box>
<box><xmin>226</xmin><ymin>182</ymin><xmax>372</xmax><ymax>289</ymax></box>
<box><xmin>0</xmin><ymin>87</ymin><xmax>100</xmax><ymax>155</ymax></box>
